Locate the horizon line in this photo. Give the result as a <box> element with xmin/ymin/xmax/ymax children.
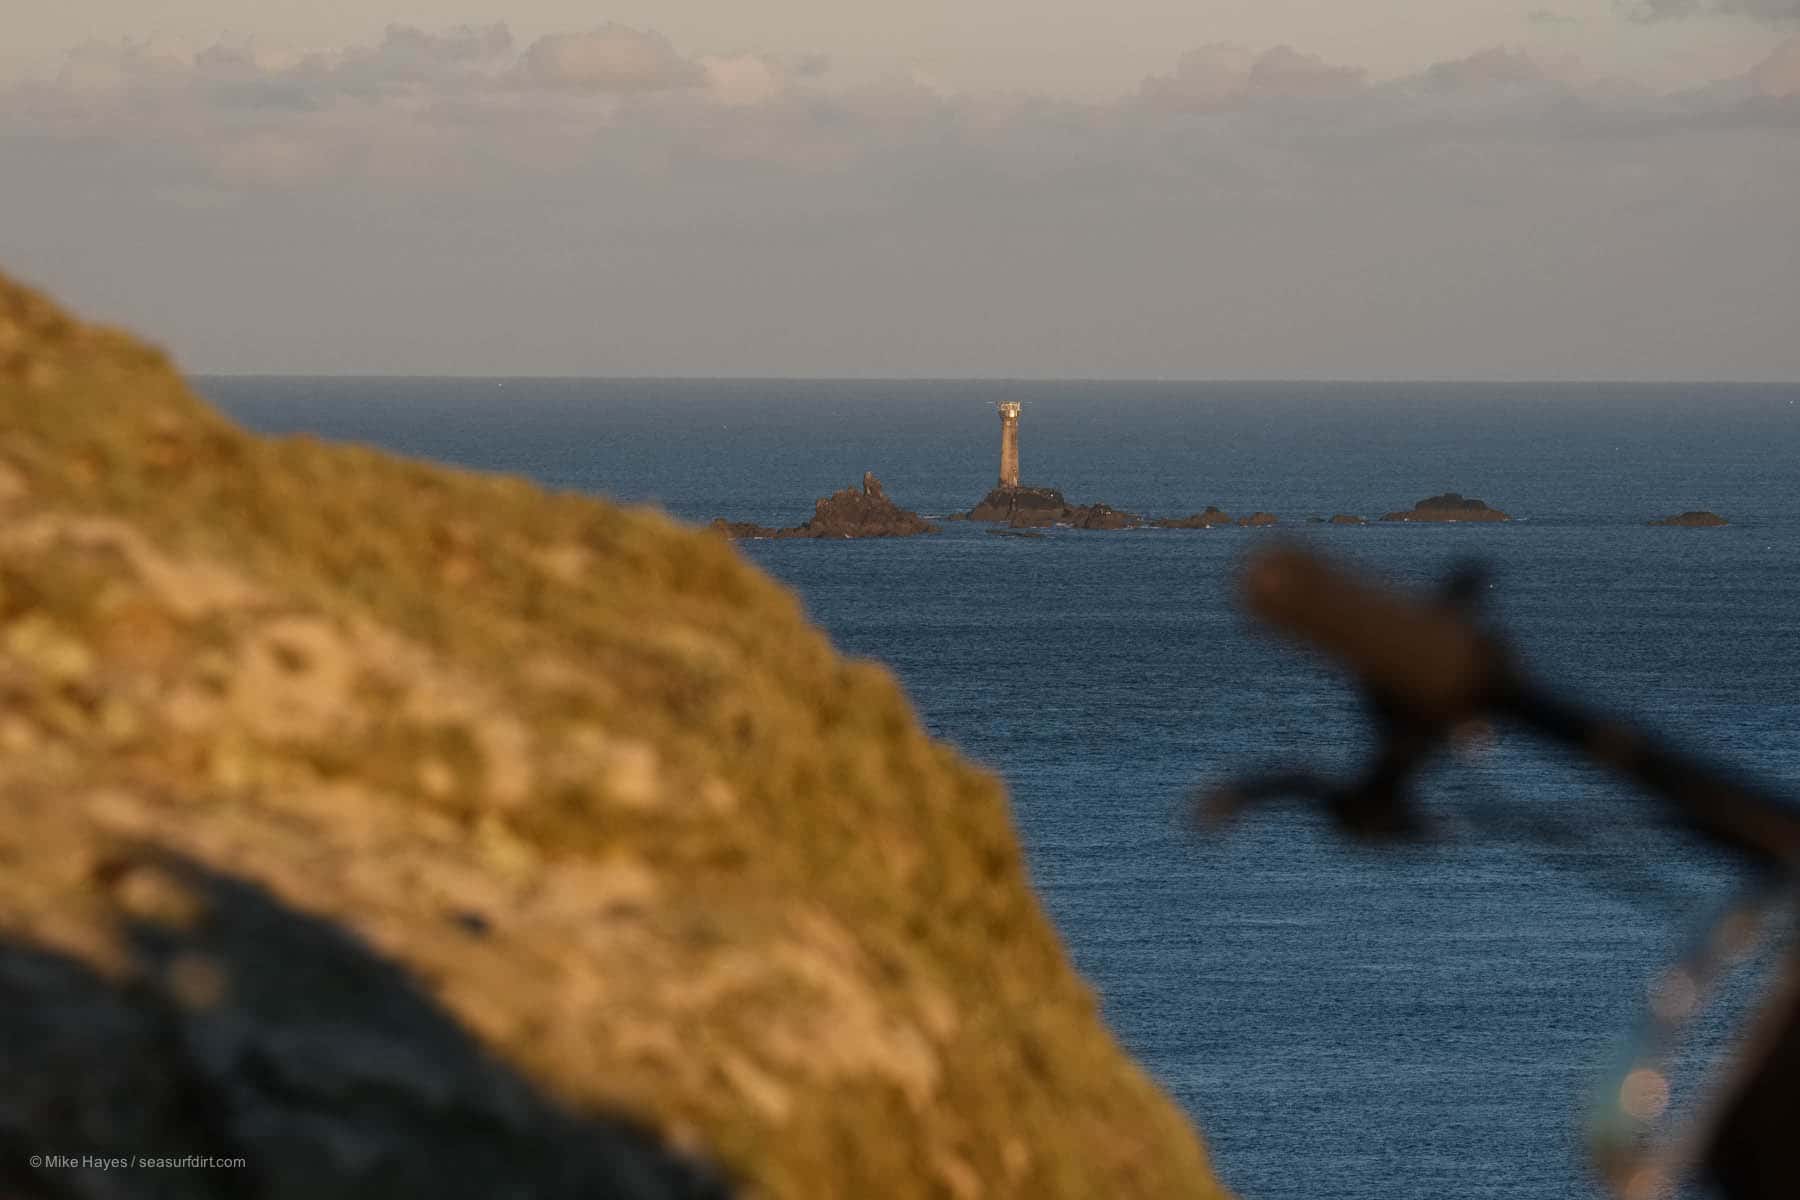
<box><xmin>185</xmin><ymin>373</ymin><xmax>1800</xmax><ymax>387</ymax></box>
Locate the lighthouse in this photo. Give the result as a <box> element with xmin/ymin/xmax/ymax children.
<box><xmin>997</xmin><ymin>402</ymin><xmax>1021</xmax><ymax>489</ymax></box>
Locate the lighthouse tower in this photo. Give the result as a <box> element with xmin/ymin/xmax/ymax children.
<box><xmin>997</xmin><ymin>402</ymin><xmax>1021</xmax><ymax>489</ymax></box>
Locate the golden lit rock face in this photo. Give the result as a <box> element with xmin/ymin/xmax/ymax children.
<box><xmin>0</xmin><ymin>270</ymin><xmax>1229</xmax><ymax>1199</ymax></box>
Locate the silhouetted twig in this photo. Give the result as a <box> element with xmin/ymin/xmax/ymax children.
<box><xmin>1206</xmin><ymin>544</ymin><xmax>1800</xmax><ymax>1200</ymax></box>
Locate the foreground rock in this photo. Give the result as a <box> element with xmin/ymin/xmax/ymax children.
<box><xmin>712</xmin><ymin>473</ymin><xmax>937</xmax><ymax>540</ymax></box>
<box><xmin>1152</xmin><ymin>507</ymin><xmax>1233</xmax><ymax>529</ymax></box>
<box><xmin>965</xmin><ymin>486</ymin><xmax>1142</xmax><ymax>530</ymax></box>
<box><xmin>1381</xmin><ymin>493</ymin><xmax>1511</xmax><ymax>523</ymax></box>
<box><xmin>1650</xmin><ymin>510</ymin><xmax>1728</xmax><ymax>527</ymax></box>
<box><xmin>0</xmin><ymin>272</ymin><xmax>1225</xmax><ymax>1199</ymax></box>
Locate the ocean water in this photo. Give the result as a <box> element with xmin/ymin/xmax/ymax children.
<box><xmin>199</xmin><ymin>377</ymin><xmax>1800</xmax><ymax>1200</ymax></box>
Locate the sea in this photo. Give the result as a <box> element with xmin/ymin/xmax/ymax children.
<box><xmin>198</xmin><ymin>377</ymin><xmax>1800</xmax><ymax>1200</ymax></box>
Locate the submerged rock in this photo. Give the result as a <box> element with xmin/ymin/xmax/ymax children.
<box><xmin>0</xmin><ymin>270</ymin><xmax>1225</xmax><ymax>1200</ymax></box>
<box><xmin>713</xmin><ymin>473</ymin><xmax>937</xmax><ymax>540</ymax></box>
<box><xmin>1152</xmin><ymin>507</ymin><xmax>1233</xmax><ymax>529</ymax></box>
<box><xmin>1380</xmin><ymin>493</ymin><xmax>1510</xmax><ymax>523</ymax></box>
<box><xmin>1650</xmin><ymin>510</ymin><xmax>1728</xmax><ymax>527</ymax></box>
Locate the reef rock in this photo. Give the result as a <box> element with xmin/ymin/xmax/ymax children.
<box><xmin>1235</xmin><ymin>512</ymin><xmax>1279</xmax><ymax>528</ymax></box>
<box><xmin>0</xmin><ymin>271</ymin><xmax>1226</xmax><ymax>1200</ymax></box>
<box><xmin>966</xmin><ymin>484</ymin><xmax>1068</xmax><ymax>525</ymax></box>
<box><xmin>709</xmin><ymin>518</ymin><xmax>777</xmax><ymax>539</ymax></box>
<box><xmin>1066</xmin><ymin>503</ymin><xmax>1142</xmax><ymax>531</ymax></box>
<box><xmin>1381</xmin><ymin>493</ymin><xmax>1510</xmax><ymax>523</ymax></box>
<box><xmin>966</xmin><ymin>486</ymin><xmax>1141</xmax><ymax>530</ymax></box>
<box><xmin>712</xmin><ymin>473</ymin><xmax>937</xmax><ymax>540</ymax></box>
<box><xmin>1152</xmin><ymin>507</ymin><xmax>1233</xmax><ymax>529</ymax></box>
<box><xmin>1328</xmin><ymin>514</ymin><xmax>1366</xmax><ymax>526</ymax></box>
<box><xmin>1650</xmin><ymin>511</ymin><xmax>1728</xmax><ymax>527</ymax></box>
<box><xmin>807</xmin><ymin>472</ymin><xmax>938</xmax><ymax>537</ymax></box>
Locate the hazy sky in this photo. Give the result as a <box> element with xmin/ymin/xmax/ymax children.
<box><xmin>2</xmin><ymin>3</ymin><xmax>1797</xmax><ymax>378</ymax></box>
<box><xmin>5</xmin><ymin>1</ymin><xmax>1788</xmax><ymax>92</ymax></box>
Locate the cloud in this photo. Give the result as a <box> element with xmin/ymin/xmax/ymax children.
<box><xmin>698</xmin><ymin>53</ymin><xmax>828</xmax><ymax>108</ymax></box>
<box><xmin>4</xmin><ymin>22</ymin><xmax>1795</xmax><ymax>197</ymax></box>
<box><xmin>56</xmin><ymin>37</ymin><xmax>190</xmax><ymax>91</ymax></box>
<box><xmin>1417</xmin><ymin>46</ymin><xmax>1580</xmax><ymax>92</ymax></box>
<box><xmin>1138</xmin><ymin>44</ymin><xmax>1364</xmax><ymax>112</ymax></box>
<box><xmin>1624</xmin><ymin>0</ymin><xmax>1800</xmax><ymax>23</ymax></box>
<box><xmin>515</xmin><ymin>26</ymin><xmax>703</xmax><ymax>93</ymax></box>
<box><xmin>366</xmin><ymin>23</ymin><xmax>514</xmax><ymax>67</ymax></box>
<box><xmin>1748</xmin><ymin>34</ymin><xmax>1800</xmax><ymax>93</ymax></box>
<box><xmin>5</xmin><ymin>25</ymin><xmax>1798</xmax><ymax>379</ymax></box>
<box><xmin>1248</xmin><ymin>46</ymin><xmax>1368</xmax><ymax>101</ymax></box>
<box><xmin>49</xmin><ymin>23</ymin><xmax>518</xmax><ymax>112</ymax></box>
<box><xmin>698</xmin><ymin>55</ymin><xmax>785</xmax><ymax>107</ymax></box>
<box><xmin>6</xmin><ymin>23</ymin><xmax>841</xmax><ymax>187</ymax></box>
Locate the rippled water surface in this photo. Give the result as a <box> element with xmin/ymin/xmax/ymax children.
<box><xmin>203</xmin><ymin>377</ymin><xmax>1800</xmax><ymax>1200</ymax></box>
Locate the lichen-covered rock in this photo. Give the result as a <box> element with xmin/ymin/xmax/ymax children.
<box><xmin>0</xmin><ymin>271</ymin><xmax>1227</xmax><ymax>1200</ymax></box>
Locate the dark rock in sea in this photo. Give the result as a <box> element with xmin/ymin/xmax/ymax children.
<box><xmin>1007</xmin><ymin>508</ymin><xmax>1060</xmax><ymax>529</ymax></box>
<box><xmin>1151</xmin><ymin>507</ymin><xmax>1232</xmax><ymax>529</ymax></box>
<box><xmin>1380</xmin><ymin>493</ymin><xmax>1510</xmax><ymax>523</ymax></box>
<box><xmin>1650</xmin><ymin>510</ymin><xmax>1728</xmax><ymax>527</ymax></box>
<box><xmin>964</xmin><ymin>485</ymin><xmax>1139</xmax><ymax>530</ymax></box>
<box><xmin>968</xmin><ymin>484</ymin><xmax>1067</xmax><ymax>524</ymax></box>
<box><xmin>1235</xmin><ymin>512</ymin><xmax>1279</xmax><ymax>528</ymax></box>
<box><xmin>713</xmin><ymin>473</ymin><xmax>938</xmax><ymax>540</ymax></box>
<box><xmin>710</xmin><ymin>518</ymin><xmax>779</xmax><ymax>540</ymax></box>
<box><xmin>1329</xmin><ymin>514</ymin><xmax>1367</xmax><ymax>526</ymax></box>
<box><xmin>1066</xmin><ymin>503</ymin><xmax>1142</xmax><ymax>531</ymax></box>
<box><xmin>988</xmin><ymin>528</ymin><xmax>1046</xmax><ymax>539</ymax></box>
<box><xmin>807</xmin><ymin>472</ymin><xmax>939</xmax><ymax>537</ymax></box>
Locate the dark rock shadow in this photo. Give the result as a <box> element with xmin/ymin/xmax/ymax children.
<box><xmin>0</xmin><ymin>852</ymin><xmax>732</xmax><ymax>1200</ymax></box>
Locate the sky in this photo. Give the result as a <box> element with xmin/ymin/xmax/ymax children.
<box><xmin>2</xmin><ymin>3</ymin><xmax>1797</xmax><ymax>378</ymax></box>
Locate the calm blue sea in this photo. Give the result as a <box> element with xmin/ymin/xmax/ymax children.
<box><xmin>199</xmin><ymin>378</ymin><xmax>1800</xmax><ymax>1200</ymax></box>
